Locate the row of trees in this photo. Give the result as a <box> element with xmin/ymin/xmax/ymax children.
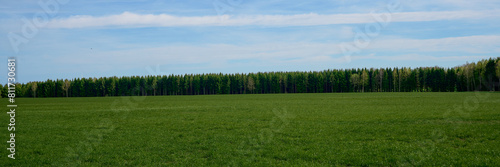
<box><xmin>2</xmin><ymin>58</ymin><xmax>499</xmax><ymax>98</ymax></box>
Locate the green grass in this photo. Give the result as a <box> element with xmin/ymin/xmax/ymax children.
<box><xmin>1</xmin><ymin>92</ymin><xmax>499</xmax><ymax>166</ymax></box>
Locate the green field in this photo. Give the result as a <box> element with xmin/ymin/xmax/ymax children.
<box><xmin>1</xmin><ymin>92</ymin><xmax>499</xmax><ymax>166</ymax></box>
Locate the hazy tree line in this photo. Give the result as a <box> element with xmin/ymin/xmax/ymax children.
<box><xmin>2</xmin><ymin>58</ymin><xmax>499</xmax><ymax>98</ymax></box>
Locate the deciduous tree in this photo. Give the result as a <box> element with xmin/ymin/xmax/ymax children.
<box><xmin>62</xmin><ymin>79</ymin><xmax>71</xmax><ymax>97</ymax></box>
<box><xmin>350</xmin><ymin>73</ymin><xmax>360</xmax><ymax>92</ymax></box>
<box><xmin>31</xmin><ymin>82</ymin><xmax>37</xmax><ymax>98</ymax></box>
<box><xmin>361</xmin><ymin>70</ymin><xmax>368</xmax><ymax>92</ymax></box>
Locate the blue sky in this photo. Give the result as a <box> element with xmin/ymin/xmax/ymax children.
<box><xmin>1</xmin><ymin>0</ymin><xmax>500</xmax><ymax>84</ymax></box>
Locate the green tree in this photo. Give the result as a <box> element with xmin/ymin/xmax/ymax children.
<box><xmin>99</xmin><ymin>78</ymin><xmax>106</xmax><ymax>96</ymax></box>
<box><xmin>350</xmin><ymin>73</ymin><xmax>360</xmax><ymax>92</ymax></box>
<box><xmin>464</xmin><ymin>62</ymin><xmax>473</xmax><ymax>91</ymax></box>
<box><xmin>31</xmin><ymin>82</ymin><xmax>38</xmax><ymax>98</ymax></box>
<box><xmin>10</xmin><ymin>57</ymin><xmax>499</xmax><ymax>97</ymax></box>
<box><xmin>62</xmin><ymin>79</ymin><xmax>71</xmax><ymax>97</ymax></box>
<box><xmin>484</xmin><ymin>59</ymin><xmax>496</xmax><ymax>91</ymax></box>
<box><xmin>108</xmin><ymin>77</ymin><xmax>117</xmax><ymax>96</ymax></box>
<box><xmin>247</xmin><ymin>76</ymin><xmax>255</xmax><ymax>94</ymax></box>
<box><xmin>376</xmin><ymin>69</ymin><xmax>383</xmax><ymax>92</ymax></box>
<box><xmin>328</xmin><ymin>71</ymin><xmax>335</xmax><ymax>93</ymax></box>
<box><xmin>0</xmin><ymin>84</ymin><xmax>4</xmax><ymax>98</ymax></box>
<box><xmin>497</xmin><ymin>60</ymin><xmax>500</xmax><ymax>90</ymax></box>
<box><xmin>475</xmin><ymin>62</ymin><xmax>484</xmax><ymax>90</ymax></box>
<box><xmin>361</xmin><ymin>70</ymin><xmax>368</xmax><ymax>92</ymax></box>
<box><xmin>392</xmin><ymin>69</ymin><xmax>398</xmax><ymax>92</ymax></box>
<box><xmin>152</xmin><ymin>77</ymin><xmax>158</xmax><ymax>96</ymax></box>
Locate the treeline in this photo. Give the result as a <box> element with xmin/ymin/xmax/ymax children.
<box><xmin>2</xmin><ymin>58</ymin><xmax>499</xmax><ymax>98</ymax></box>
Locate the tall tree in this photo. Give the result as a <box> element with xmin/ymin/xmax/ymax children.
<box><xmin>361</xmin><ymin>70</ymin><xmax>368</xmax><ymax>92</ymax></box>
<box><xmin>475</xmin><ymin>62</ymin><xmax>483</xmax><ymax>90</ymax></box>
<box><xmin>329</xmin><ymin>71</ymin><xmax>335</xmax><ymax>93</ymax></box>
<box><xmin>62</xmin><ymin>79</ymin><xmax>71</xmax><ymax>97</ymax></box>
<box><xmin>31</xmin><ymin>82</ymin><xmax>38</xmax><ymax>98</ymax></box>
<box><xmin>464</xmin><ymin>62</ymin><xmax>473</xmax><ymax>91</ymax></box>
<box><xmin>108</xmin><ymin>77</ymin><xmax>117</xmax><ymax>96</ymax></box>
<box><xmin>497</xmin><ymin>60</ymin><xmax>500</xmax><ymax>90</ymax></box>
<box><xmin>99</xmin><ymin>78</ymin><xmax>106</xmax><ymax>96</ymax></box>
<box><xmin>0</xmin><ymin>84</ymin><xmax>4</xmax><ymax>98</ymax></box>
<box><xmin>350</xmin><ymin>73</ymin><xmax>360</xmax><ymax>92</ymax></box>
<box><xmin>152</xmin><ymin>77</ymin><xmax>158</xmax><ymax>96</ymax></box>
<box><xmin>484</xmin><ymin>59</ymin><xmax>496</xmax><ymax>91</ymax></box>
<box><xmin>247</xmin><ymin>76</ymin><xmax>255</xmax><ymax>94</ymax></box>
<box><xmin>392</xmin><ymin>69</ymin><xmax>398</xmax><ymax>92</ymax></box>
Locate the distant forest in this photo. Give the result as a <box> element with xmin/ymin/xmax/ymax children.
<box><xmin>2</xmin><ymin>57</ymin><xmax>499</xmax><ymax>98</ymax></box>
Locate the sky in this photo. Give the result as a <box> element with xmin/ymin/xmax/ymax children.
<box><xmin>1</xmin><ymin>0</ymin><xmax>499</xmax><ymax>84</ymax></box>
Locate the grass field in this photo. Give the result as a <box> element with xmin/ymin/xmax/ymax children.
<box><xmin>1</xmin><ymin>92</ymin><xmax>499</xmax><ymax>166</ymax></box>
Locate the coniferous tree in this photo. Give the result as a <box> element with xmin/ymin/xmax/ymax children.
<box><xmin>7</xmin><ymin>58</ymin><xmax>499</xmax><ymax>98</ymax></box>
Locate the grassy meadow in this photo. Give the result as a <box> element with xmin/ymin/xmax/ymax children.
<box><xmin>1</xmin><ymin>92</ymin><xmax>499</xmax><ymax>166</ymax></box>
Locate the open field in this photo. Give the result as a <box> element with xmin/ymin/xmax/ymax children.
<box><xmin>1</xmin><ymin>92</ymin><xmax>499</xmax><ymax>166</ymax></box>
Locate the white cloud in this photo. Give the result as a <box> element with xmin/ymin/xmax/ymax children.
<box><xmin>46</xmin><ymin>10</ymin><xmax>500</xmax><ymax>28</ymax></box>
<box><xmin>19</xmin><ymin>34</ymin><xmax>500</xmax><ymax>82</ymax></box>
<box><xmin>44</xmin><ymin>35</ymin><xmax>500</xmax><ymax>71</ymax></box>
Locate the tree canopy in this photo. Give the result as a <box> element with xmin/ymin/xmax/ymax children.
<box><xmin>3</xmin><ymin>57</ymin><xmax>499</xmax><ymax>98</ymax></box>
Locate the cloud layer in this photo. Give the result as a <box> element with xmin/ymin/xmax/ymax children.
<box><xmin>3</xmin><ymin>0</ymin><xmax>500</xmax><ymax>83</ymax></box>
<box><xmin>47</xmin><ymin>10</ymin><xmax>499</xmax><ymax>28</ymax></box>
<box><xmin>46</xmin><ymin>35</ymin><xmax>500</xmax><ymax>68</ymax></box>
